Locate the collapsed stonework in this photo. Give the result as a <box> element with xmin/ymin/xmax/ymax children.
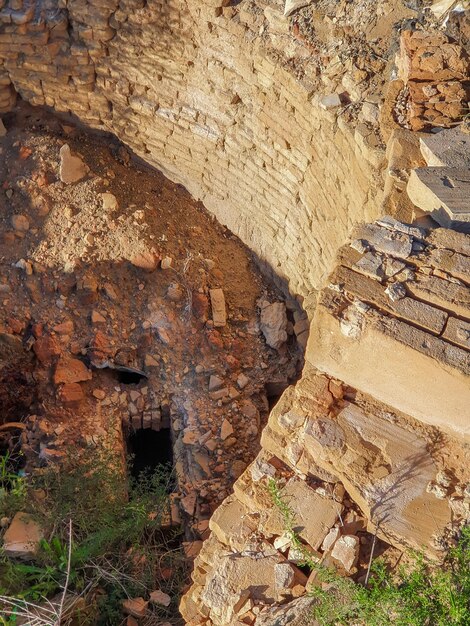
<box><xmin>0</xmin><ymin>1</ymin><xmax>470</xmax><ymax>625</ymax></box>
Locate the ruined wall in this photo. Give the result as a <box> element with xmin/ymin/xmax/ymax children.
<box><xmin>0</xmin><ymin>0</ymin><xmax>385</xmax><ymax>299</ymax></box>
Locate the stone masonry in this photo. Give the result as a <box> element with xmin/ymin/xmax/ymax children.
<box><xmin>0</xmin><ymin>0</ymin><xmax>385</xmax><ymax>300</ymax></box>
<box><xmin>181</xmin><ymin>220</ymin><xmax>470</xmax><ymax>625</ymax></box>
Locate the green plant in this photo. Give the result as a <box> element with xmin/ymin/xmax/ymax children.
<box><xmin>0</xmin><ymin>447</ymin><xmax>187</xmax><ymax>625</ymax></box>
<box><xmin>268</xmin><ymin>478</ymin><xmax>470</xmax><ymax>626</ymax></box>
<box><xmin>0</xmin><ymin>451</ymin><xmax>26</xmax><ymax>518</ymax></box>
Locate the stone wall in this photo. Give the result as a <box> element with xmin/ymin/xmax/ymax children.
<box><xmin>0</xmin><ymin>0</ymin><xmax>385</xmax><ymax>299</ymax></box>
<box><xmin>180</xmin><ymin>219</ymin><xmax>470</xmax><ymax>626</ymax></box>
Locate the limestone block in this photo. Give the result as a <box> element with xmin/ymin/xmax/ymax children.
<box><xmin>442</xmin><ymin>317</ymin><xmax>470</xmax><ymax>350</ymax></box>
<box><xmin>428</xmin><ymin>227</ymin><xmax>470</xmax><ymax>256</ymax></box>
<box><xmin>407</xmin><ymin>167</ymin><xmax>470</xmax><ymax>231</ymax></box>
<box><xmin>419</xmin><ymin>126</ymin><xmax>470</xmax><ymax>168</ymax></box>
<box><xmin>262</xmin><ymin>477</ymin><xmax>340</xmax><ymax>550</ymax></box>
<box><xmin>209</xmin><ymin>496</ymin><xmax>259</xmax><ymax>550</ymax></box>
<box><xmin>353</xmin><ymin>223</ymin><xmax>414</xmax><ymax>259</ymax></box>
<box><xmin>200</xmin><ymin>544</ymin><xmax>286</xmax><ymax>624</ymax></box>
<box><xmin>308</xmin><ymin>291</ymin><xmax>470</xmax><ymax>440</ymax></box>
<box><xmin>406</xmin><ymin>273</ymin><xmax>470</xmax><ymax>319</ymax></box>
<box><xmin>331</xmin><ymin>265</ymin><xmax>448</xmax><ymax>335</ymax></box>
<box><xmin>303</xmin><ymin>401</ymin><xmax>453</xmax><ymax>551</ymax></box>
<box><xmin>3</xmin><ymin>512</ymin><xmax>44</xmax><ymax>558</ymax></box>
<box><xmin>426</xmin><ymin>247</ymin><xmax>470</xmax><ymax>285</ymax></box>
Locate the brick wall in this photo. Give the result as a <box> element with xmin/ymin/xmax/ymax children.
<box><xmin>0</xmin><ymin>0</ymin><xmax>385</xmax><ymax>298</ymax></box>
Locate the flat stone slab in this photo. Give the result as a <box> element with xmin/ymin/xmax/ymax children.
<box><xmin>3</xmin><ymin>512</ymin><xmax>44</xmax><ymax>559</ymax></box>
<box><xmin>407</xmin><ymin>167</ymin><xmax>470</xmax><ymax>231</ymax></box>
<box><xmin>420</xmin><ymin>126</ymin><xmax>470</xmax><ymax>168</ymax></box>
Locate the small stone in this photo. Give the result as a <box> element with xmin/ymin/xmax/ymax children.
<box><xmin>122</xmin><ymin>598</ymin><xmax>148</xmax><ymax>619</ymax></box>
<box><xmin>321</xmin><ymin>527</ymin><xmax>340</xmax><ymax>552</ymax></box>
<box><xmin>145</xmin><ymin>354</ymin><xmax>159</xmax><ymax>367</ymax></box>
<box><xmin>209</xmin><ymin>375</ymin><xmax>224</xmax><ymax>391</ymax></box>
<box><xmin>385</xmin><ymin>282</ymin><xmax>407</xmax><ymax>302</ymax></box>
<box><xmin>53</xmin><ymin>320</ymin><xmax>74</xmax><ymax>335</ymax></box>
<box><xmin>59</xmin><ymin>383</ymin><xmax>84</xmax><ymax>405</ymax></box>
<box><xmin>33</xmin><ymin>335</ymin><xmax>61</xmax><ymax>364</ymax></box>
<box><xmin>54</xmin><ymin>358</ymin><xmax>92</xmax><ymax>385</ymax></box>
<box><xmin>100</xmin><ymin>192</ymin><xmax>118</xmax><ymax>211</ymax></box>
<box><xmin>161</xmin><ymin>256</ymin><xmax>173</xmax><ymax>269</ymax></box>
<box><xmin>103</xmin><ymin>283</ymin><xmax>118</xmax><ymax>301</ymax></box>
<box><xmin>129</xmin><ymin>251</ymin><xmax>160</xmax><ymax>271</ymax></box>
<box><xmin>274</xmin><ymin>562</ymin><xmax>295</xmax><ymax>589</ymax></box>
<box><xmin>14</xmin><ymin>259</ymin><xmax>33</xmax><ymax>275</ymax></box>
<box><xmin>237</xmin><ymin>373</ymin><xmax>250</xmax><ymax>389</ymax></box>
<box><xmin>93</xmin><ymin>389</ymin><xmax>106</xmax><ymax>400</ymax></box>
<box><xmin>59</xmin><ymin>144</ymin><xmax>88</xmax><ymax>184</ymax></box>
<box><xmin>84</xmin><ymin>233</ymin><xmax>94</xmax><ymax>245</ymax></box>
<box><xmin>167</xmin><ymin>282</ymin><xmax>184</xmax><ymax>302</ymax></box>
<box><xmin>319</xmin><ymin>93</ymin><xmax>342</xmax><ymax>110</ymax></box>
<box><xmin>210</xmin><ymin>387</ymin><xmax>229</xmax><ymax>401</ymax></box>
<box><xmin>149</xmin><ymin>590</ymin><xmax>171</xmax><ymax>607</ymax></box>
<box><xmin>220</xmin><ymin>418</ymin><xmax>234</xmax><ymax>440</ymax></box>
<box><xmin>361</xmin><ymin>102</ymin><xmax>380</xmax><ymax>124</ymax></box>
<box><xmin>259</xmin><ymin>300</ymin><xmax>288</xmax><ymax>349</ymax></box>
<box><xmin>91</xmin><ymin>310</ymin><xmax>106</xmax><ymax>324</ymax></box>
<box><xmin>11</xmin><ymin>214</ymin><xmax>29</xmax><ymax>232</ymax></box>
<box><xmin>210</xmin><ymin>288</ymin><xmax>227</xmax><ymax>327</ymax></box>
<box><xmin>331</xmin><ymin>535</ymin><xmax>359</xmax><ymax>572</ymax></box>
<box><xmin>0</xmin><ymin>118</ymin><xmax>6</xmax><ymax>137</ymax></box>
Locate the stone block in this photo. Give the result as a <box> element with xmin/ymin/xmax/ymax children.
<box><xmin>406</xmin><ymin>273</ymin><xmax>470</xmax><ymax>319</ymax></box>
<box><xmin>209</xmin><ymin>496</ymin><xmax>259</xmax><ymax>549</ymax></box>
<box><xmin>209</xmin><ymin>288</ymin><xmax>226</xmax><ymax>327</ymax></box>
<box><xmin>442</xmin><ymin>317</ymin><xmax>470</xmax><ymax>350</ymax></box>
<box><xmin>200</xmin><ymin>543</ymin><xmax>286</xmax><ymax>624</ymax></box>
<box><xmin>309</xmin><ymin>291</ymin><xmax>470</xmax><ymax>439</ymax></box>
<box><xmin>263</xmin><ymin>477</ymin><xmax>340</xmax><ymax>550</ymax></box>
<box><xmin>419</xmin><ymin>126</ymin><xmax>470</xmax><ymax>168</ymax></box>
<box><xmin>302</xmin><ymin>401</ymin><xmax>453</xmax><ymax>551</ymax></box>
<box><xmin>332</xmin><ymin>265</ymin><xmax>448</xmax><ymax>335</ymax></box>
<box><xmin>407</xmin><ymin>167</ymin><xmax>470</xmax><ymax>232</ymax></box>
<box><xmin>3</xmin><ymin>512</ymin><xmax>44</xmax><ymax>559</ymax></box>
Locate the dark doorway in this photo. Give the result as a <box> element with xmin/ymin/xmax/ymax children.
<box><xmin>128</xmin><ymin>428</ymin><xmax>173</xmax><ymax>480</ymax></box>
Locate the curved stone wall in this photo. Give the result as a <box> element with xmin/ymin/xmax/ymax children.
<box><xmin>0</xmin><ymin>0</ymin><xmax>385</xmax><ymax>299</ymax></box>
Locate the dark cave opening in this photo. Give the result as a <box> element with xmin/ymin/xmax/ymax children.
<box><xmin>128</xmin><ymin>427</ymin><xmax>174</xmax><ymax>482</ymax></box>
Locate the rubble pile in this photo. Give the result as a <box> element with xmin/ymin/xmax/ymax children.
<box><xmin>0</xmin><ymin>108</ymin><xmax>303</xmax><ymax>559</ymax></box>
